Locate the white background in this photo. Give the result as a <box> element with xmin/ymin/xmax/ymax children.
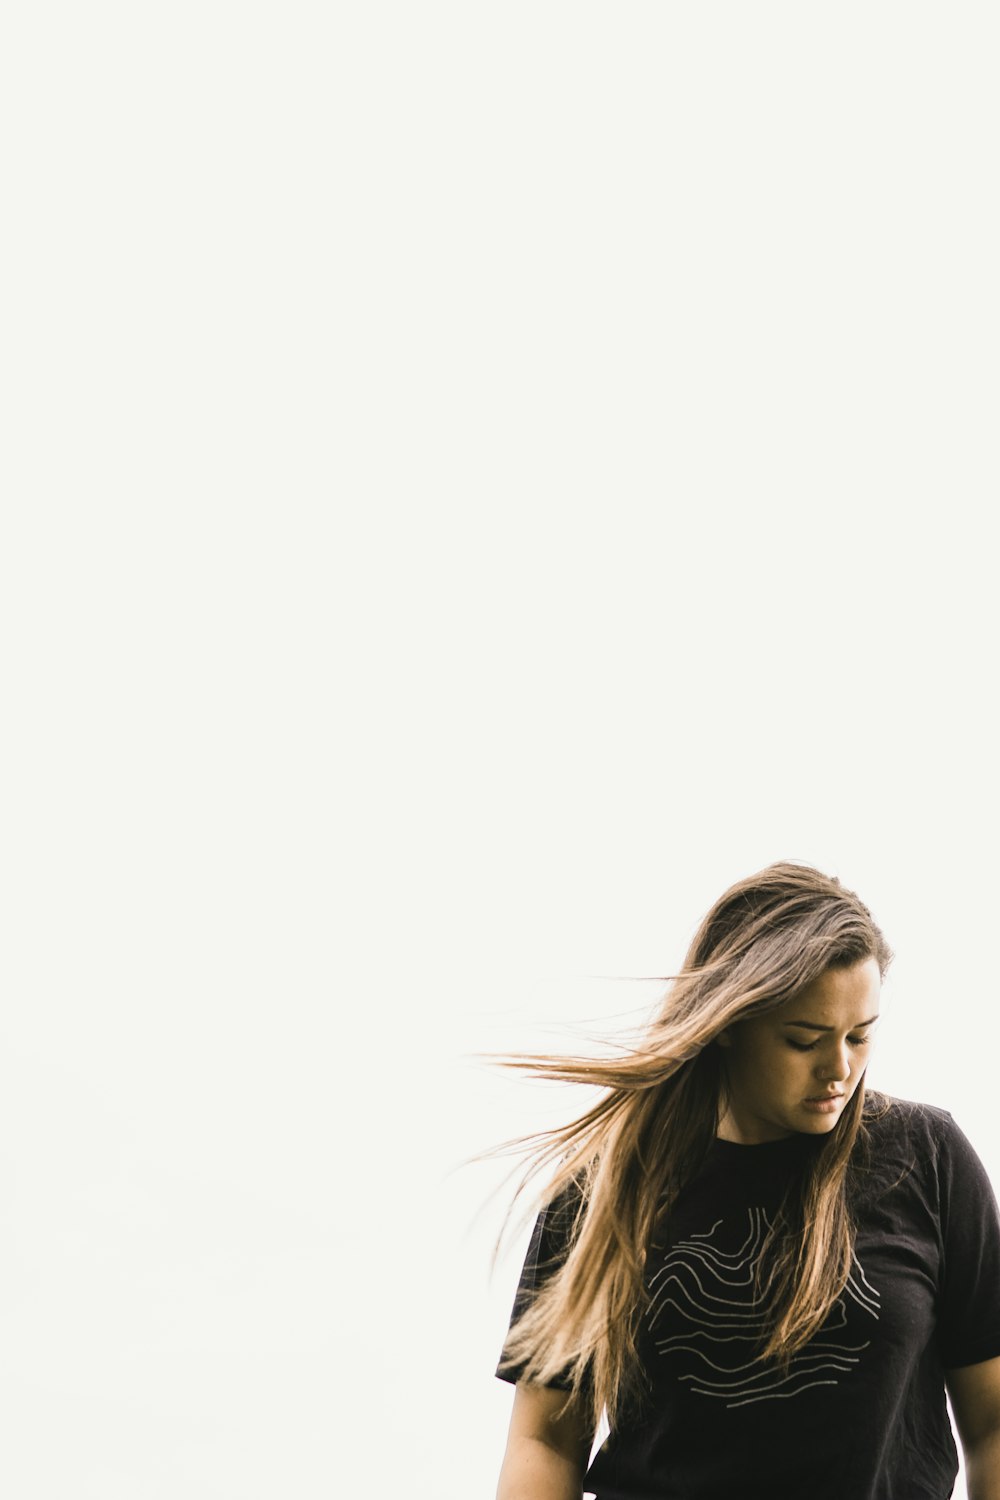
<box><xmin>2</xmin><ymin>4</ymin><xmax>998</xmax><ymax>1497</ymax></box>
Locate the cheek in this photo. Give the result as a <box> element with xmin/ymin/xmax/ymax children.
<box><xmin>765</xmin><ymin>1042</ymin><xmax>807</xmax><ymax>1083</ymax></box>
<box><xmin>780</xmin><ymin>1045</ymin><xmax>820</xmax><ymax>1084</ymax></box>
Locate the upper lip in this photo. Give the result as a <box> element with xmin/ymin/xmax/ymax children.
<box><xmin>805</xmin><ymin>1092</ymin><xmax>844</xmax><ymax>1101</ymax></box>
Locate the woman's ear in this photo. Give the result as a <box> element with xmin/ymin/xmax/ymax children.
<box><xmin>715</xmin><ymin>1029</ymin><xmax>733</xmax><ymax>1049</ymax></box>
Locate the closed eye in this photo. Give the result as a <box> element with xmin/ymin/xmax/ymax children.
<box><xmin>787</xmin><ymin>1035</ymin><xmax>871</xmax><ymax>1053</ymax></box>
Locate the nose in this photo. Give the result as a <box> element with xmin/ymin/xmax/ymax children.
<box><xmin>817</xmin><ymin>1043</ymin><xmax>851</xmax><ymax>1083</ymax></box>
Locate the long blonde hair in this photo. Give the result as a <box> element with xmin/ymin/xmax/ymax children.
<box><xmin>495</xmin><ymin>862</ymin><xmax>893</xmax><ymax>1436</ymax></box>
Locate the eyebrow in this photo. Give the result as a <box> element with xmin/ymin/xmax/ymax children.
<box><xmin>783</xmin><ymin>1017</ymin><xmax>880</xmax><ymax>1032</ymax></box>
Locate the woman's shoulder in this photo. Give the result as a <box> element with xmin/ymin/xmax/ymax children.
<box><xmin>864</xmin><ymin>1090</ymin><xmax>954</xmax><ymax>1133</ymax></box>
<box><xmin>858</xmin><ymin>1092</ymin><xmax>999</xmax><ymax>1246</ymax></box>
<box><xmin>860</xmin><ymin>1090</ymin><xmax>978</xmax><ymax>1170</ymax></box>
<box><xmin>863</xmin><ymin>1089</ymin><xmax>961</xmax><ymax>1135</ymax></box>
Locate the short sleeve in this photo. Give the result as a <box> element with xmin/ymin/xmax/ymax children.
<box><xmin>935</xmin><ymin>1114</ymin><xmax>1000</xmax><ymax>1368</ymax></box>
<box><xmin>495</xmin><ymin>1178</ymin><xmax>584</xmax><ymax>1388</ymax></box>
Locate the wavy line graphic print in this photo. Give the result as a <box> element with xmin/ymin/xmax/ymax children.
<box><xmin>646</xmin><ymin>1209</ymin><xmax>880</xmax><ymax>1407</ymax></box>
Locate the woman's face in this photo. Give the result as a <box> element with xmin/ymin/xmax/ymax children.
<box><xmin>716</xmin><ymin>957</ymin><xmax>882</xmax><ymax>1144</ymax></box>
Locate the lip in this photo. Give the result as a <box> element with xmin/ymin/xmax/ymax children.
<box><xmin>802</xmin><ymin>1094</ymin><xmax>844</xmax><ymax>1113</ymax></box>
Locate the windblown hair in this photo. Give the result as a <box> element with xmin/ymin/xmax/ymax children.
<box><xmin>495</xmin><ymin>862</ymin><xmax>893</xmax><ymax>1437</ymax></box>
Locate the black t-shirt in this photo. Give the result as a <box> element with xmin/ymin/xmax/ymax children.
<box><xmin>497</xmin><ymin>1097</ymin><xmax>1000</xmax><ymax>1500</ymax></box>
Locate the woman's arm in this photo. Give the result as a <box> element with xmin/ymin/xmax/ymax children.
<box><xmin>496</xmin><ymin>1383</ymin><xmax>593</xmax><ymax>1500</ymax></box>
<box><xmin>946</xmin><ymin>1356</ymin><xmax>1000</xmax><ymax>1500</ymax></box>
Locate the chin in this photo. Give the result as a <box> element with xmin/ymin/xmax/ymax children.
<box><xmin>785</xmin><ymin>1106</ymin><xmax>841</xmax><ymax>1133</ymax></box>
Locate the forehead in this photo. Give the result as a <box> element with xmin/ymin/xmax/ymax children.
<box><xmin>781</xmin><ymin>957</ymin><xmax>882</xmax><ymax>1022</ymax></box>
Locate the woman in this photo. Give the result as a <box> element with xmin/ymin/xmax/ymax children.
<box><xmin>494</xmin><ymin>863</ymin><xmax>1000</xmax><ymax>1500</ymax></box>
